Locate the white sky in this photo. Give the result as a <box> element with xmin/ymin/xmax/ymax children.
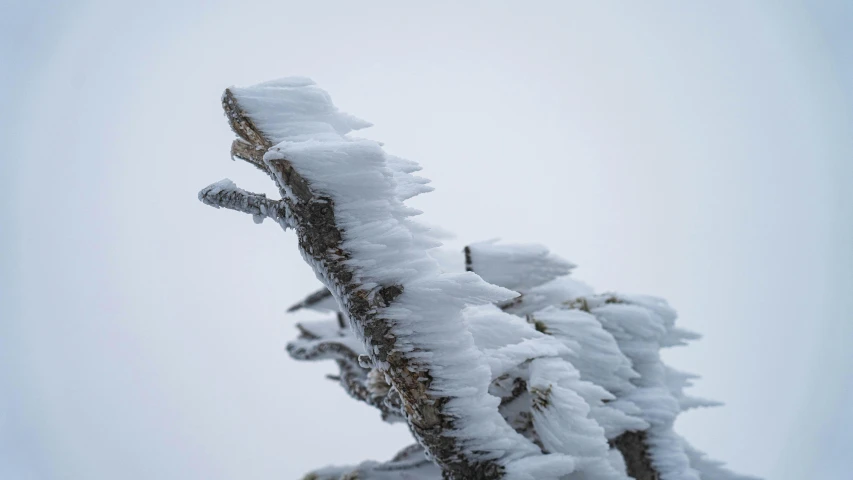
<box><xmin>2</xmin><ymin>1</ymin><xmax>852</xmax><ymax>479</ymax></box>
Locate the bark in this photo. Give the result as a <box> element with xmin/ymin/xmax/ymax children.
<box><xmin>612</xmin><ymin>431</ymin><xmax>660</xmax><ymax>480</ymax></box>
<box><xmin>288</xmin><ymin>323</ymin><xmax>404</xmax><ymax>423</ymax></box>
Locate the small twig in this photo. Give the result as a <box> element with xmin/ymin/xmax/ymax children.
<box><xmin>287</xmin><ymin>288</ymin><xmax>334</xmax><ymax>312</ymax></box>
<box><xmin>199</xmin><ymin>179</ymin><xmax>289</xmax><ymax>225</ymax></box>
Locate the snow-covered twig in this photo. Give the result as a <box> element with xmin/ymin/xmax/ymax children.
<box><xmin>198</xmin><ymin>179</ymin><xmax>288</xmax><ymax>225</ymax></box>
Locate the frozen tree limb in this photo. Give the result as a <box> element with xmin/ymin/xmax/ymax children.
<box><xmin>198</xmin><ymin>179</ymin><xmax>288</xmax><ymax>225</ymax></box>
<box><xmin>203</xmin><ymin>83</ymin><xmax>552</xmax><ymax>479</ymax></box>
<box><xmin>200</xmin><ymin>78</ymin><xmax>757</xmax><ymax>480</ymax></box>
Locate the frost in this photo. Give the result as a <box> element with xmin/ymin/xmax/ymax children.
<box><xmin>467</xmin><ymin>240</ymin><xmax>575</xmax><ymax>292</ymax></box>
<box><xmin>503</xmin><ymin>454</ymin><xmax>576</xmax><ymax>480</ymax></box>
<box><xmin>500</xmin><ymin>276</ymin><xmax>595</xmax><ymax>316</ymax></box>
<box><xmin>230</xmin><ymin>79</ymin><xmax>548</xmax><ymax>469</ymax></box>
<box><xmin>229</xmin><ymin>78</ymin><xmax>372</xmax><ymax>143</ymax></box>
<box><xmin>530</xmin><ymin>307</ymin><xmax>639</xmax><ymax>396</ymax></box>
<box><xmin>202</xmin><ymin>77</ymin><xmax>758</xmax><ymax>480</ymax></box>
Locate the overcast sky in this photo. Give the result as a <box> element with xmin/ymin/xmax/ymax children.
<box><xmin>2</xmin><ymin>1</ymin><xmax>852</xmax><ymax>479</ymax></box>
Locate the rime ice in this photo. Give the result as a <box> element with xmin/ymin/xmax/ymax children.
<box><xmin>201</xmin><ymin>78</ymin><xmax>758</xmax><ymax>480</ymax></box>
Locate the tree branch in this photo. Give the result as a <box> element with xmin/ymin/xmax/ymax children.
<box><xmin>230</xmin><ymin>138</ymin><xmax>270</xmax><ymax>175</ymax></box>
<box><xmin>209</xmin><ymin>88</ymin><xmax>521</xmax><ymax>478</ymax></box>
<box><xmin>198</xmin><ymin>79</ymin><xmax>751</xmax><ymax>480</ymax></box>
<box><xmin>288</xmin><ymin>322</ymin><xmax>405</xmax><ymax>422</ymax></box>
<box><xmin>198</xmin><ymin>179</ymin><xmax>288</xmax><ymax>225</ymax></box>
<box><xmin>287</xmin><ymin>288</ymin><xmax>334</xmax><ymax>313</ymax></box>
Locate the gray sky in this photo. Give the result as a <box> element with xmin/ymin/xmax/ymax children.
<box><xmin>2</xmin><ymin>1</ymin><xmax>852</xmax><ymax>479</ymax></box>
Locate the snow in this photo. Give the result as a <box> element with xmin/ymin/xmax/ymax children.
<box><xmin>530</xmin><ymin>306</ymin><xmax>639</xmax><ymax>396</ymax></box>
<box><xmin>467</xmin><ymin>240</ymin><xmax>575</xmax><ymax>292</ymax></box>
<box><xmin>527</xmin><ymin>357</ymin><xmax>609</xmax><ymax>458</ymax></box>
<box><xmin>501</xmin><ymin>276</ymin><xmax>595</xmax><ymax>316</ymax></box>
<box><xmin>465</xmin><ymin>304</ymin><xmax>570</xmax><ymax>379</ymax></box>
<box><xmin>228</xmin><ymin>77</ymin><xmax>754</xmax><ymax>480</ymax></box>
<box><xmin>229</xmin><ymin>77</ymin><xmax>372</xmax><ymax>143</ymax></box>
<box><xmin>580</xmin><ymin>295</ymin><xmax>719</xmax><ymax>479</ymax></box>
<box><xmin>232</xmin><ymin>79</ymin><xmax>552</xmax><ymax>468</ymax></box>
<box><xmin>503</xmin><ymin>454</ymin><xmax>576</xmax><ymax>480</ymax></box>
<box><xmin>490</xmin><ymin>263</ymin><xmax>744</xmax><ymax>479</ymax></box>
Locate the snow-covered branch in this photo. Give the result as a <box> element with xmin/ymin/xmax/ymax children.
<box><xmin>199</xmin><ymin>78</ymin><xmax>758</xmax><ymax>480</ymax></box>
<box><xmin>198</xmin><ymin>179</ymin><xmax>288</xmax><ymax>225</ymax></box>
<box><xmin>203</xmin><ymin>79</ymin><xmax>561</xmax><ymax>478</ymax></box>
